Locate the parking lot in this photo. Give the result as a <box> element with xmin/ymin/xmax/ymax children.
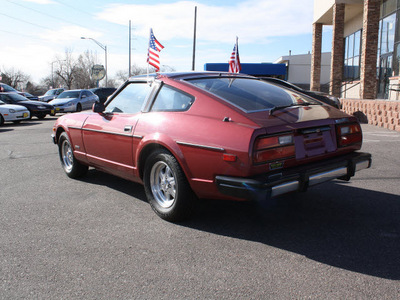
<box><xmin>1</xmin><ymin>117</ymin><xmax>399</xmax><ymax>299</ymax></box>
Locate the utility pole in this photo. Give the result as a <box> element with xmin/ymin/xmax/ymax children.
<box><xmin>192</xmin><ymin>6</ymin><xmax>197</xmax><ymax>71</ymax></box>
<box><xmin>129</xmin><ymin>20</ymin><xmax>132</xmax><ymax>78</ymax></box>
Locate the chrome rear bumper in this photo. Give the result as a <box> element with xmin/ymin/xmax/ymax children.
<box><xmin>215</xmin><ymin>152</ymin><xmax>372</xmax><ymax>201</ymax></box>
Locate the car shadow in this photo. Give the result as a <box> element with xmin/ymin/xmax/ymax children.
<box><xmin>39</xmin><ymin>116</ymin><xmax>61</xmax><ymax>121</ymax></box>
<box><xmin>186</xmin><ymin>182</ymin><xmax>400</xmax><ymax>280</ymax></box>
<box><xmin>1</xmin><ymin>121</ymin><xmax>41</xmax><ymax>128</ymax></box>
<box><xmin>81</xmin><ymin>169</ymin><xmax>147</xmax><ymax>201</ymax></box>
<box><xmin>79</xmin><ymin>169</ymin><xmax>400</xmax><ymax>280</ymax></box>
<box><xmin>0</xmin><ymin>128</ymin><xmax>14</xmax><ymax>132</ymax></box>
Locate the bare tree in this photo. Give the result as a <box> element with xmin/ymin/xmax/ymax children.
<box><xmin>114</xmin><ymin>64</ymin><xmax>175</xmax><ymax>84</ymax></box>
<box><xmin>74</xmin><ymin>50</ymin><xmax>99</xmax><ymax>89</ymax></box>
<box><xmin>0</xmin><ymin>67</ymin><xmax>30</xmax><ymax>90</ymax></box>
<box><xmin>54</xmin><ymin>49</ymin><xmax>79</xmax><ymax>89</ymax></box>
<box><xmin>160</xmin><ymin>65</ymin><xmax>176</xmax><ymax>73</ymax></box>
<box><xmin>105</xmin><ymin>78</ymin><xmax>118</xmax><ymax>88</ymax></box>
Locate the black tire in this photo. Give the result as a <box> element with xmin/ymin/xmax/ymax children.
<box><xmin>76</xmin><ymin>103</ymin><xmax>82</xmax><ymax>112</ymax></box>
<box><xmin>143</xmin><ymin>149</ymin><xmax>195</xmax><ymax>222</ymax></box>
<box><xmin>58</xmin><ymin>132</ymin><xmax>88</xmax><ymax>178</ymax></box>
<box><xmin>0</xmin><ymin>114</ymin><xmax>4</xmax><ymax>126</ymax></box>
<box><xmin>37</xmin><ymin>113</ymin><xmax>46</xmax><ymax>119</ymax></box>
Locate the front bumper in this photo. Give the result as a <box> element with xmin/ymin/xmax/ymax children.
<box><xmin>215</xmin><ymin>152</ymin><xmax>372</xmax><ymax>201</ymax></box>
<box><xmin>4</xmin><ymin>111</ymin><xmax>30</xmax><ymax>121</ymax></box>
<box><xmin>53</xmin><ymin>104</ymin><xmax>75</xmax><ymax>113</ymax></box>
<box><xmin>31</xmin><ymin>108</ymin><xmax>54</xmax><ymax>116</ymax></box>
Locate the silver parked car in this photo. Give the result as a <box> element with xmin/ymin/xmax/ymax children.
<box><xmin>39</xmin><ymin>88</ymin><xmax>65</xmax><ymax>102</ymax></box>
<box><xmin>49</xmin><ymin>89</ymin><xmax>99</xmax><ymax>113</ymax></box>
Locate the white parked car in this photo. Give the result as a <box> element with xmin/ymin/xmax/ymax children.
<box><xmin>49</xmin><ymin>89</ymin><xmax>99</xmax><ymax>113</ymax></box>
<box><xmin>0</xmin><ymin>100</ymin><xmax>30</xmax><ymax>125</ymax></box>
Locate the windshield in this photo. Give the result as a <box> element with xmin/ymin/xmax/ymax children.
<box><xmin>58</xmin><ymin>91</ymin><xmax>80</xmax><ymax>98</ymax></box>
<box><xmin>3</xmin><ymin>93</ymin><xmax>28</xmax><ymax>102</ymax></box>
<box><xmin>0</xmin><ymin>100</ymin><xmax>5</xmax><ymax>105</ymax></box>
<box><xmin>187</xmin><ymin>77</ymin><xmax>320</xmax><ymax>112</ymax></box>
<box><xmin>44</xmin><ymin>90</ymin><xmax>57</xmax><ymax>96</ymax></box>
<box><xmin>0</xmin><ymin>84</ymin><xmax>17</xmax><ymax>92</ymax></box>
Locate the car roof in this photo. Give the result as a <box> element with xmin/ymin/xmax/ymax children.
<box><xmin>129</xmin><ymin>71</ymin><xmax>255</xmax><ymax>82</ymax></box>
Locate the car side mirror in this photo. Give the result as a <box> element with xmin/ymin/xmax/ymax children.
<box><xmin>93</xmin><ymin>101</ymin><xmax>105</xmax><ymax>113</ymax></box>
<box><xmin>81</xmin><ymin>95</ymin><xmax>87</xmax><ymax>98</ymax></box>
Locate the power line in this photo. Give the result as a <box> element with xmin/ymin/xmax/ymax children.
<box><xmin>0</xmin><ymin>12</ymin><xmax>53</xmax><ymax>31</ymax></box>
<box><xmin>5</xmin><ymin>0</ymin><xmax>101</xmax><ymax>33</ymax></box>
<box><xmin>0</xmin><ymin>29</ymin><xmax>43</xmax><ymax>40</ymax></box>
<box><xmin>53</xmin><ymin>0</ymin><xmax>128</xmax><ymax>29</ymax></box>
<box><xmin>52</xmin><ymin>0</ymin><xmax>97</xmax><ymax>18</ymax></box>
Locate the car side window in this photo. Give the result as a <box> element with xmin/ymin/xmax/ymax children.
<box><xmin>151</xmin><ymin>85</ymin><xmax>194</xmax><ymax>112</ymax></box>
<box><xmin>0</xmin><ymin>95</ymin><xmax>10</xmax><ymax>103</ymax></box>
<box><xmin>105</xmin><ymin>82</ymin><xmax>153</xmax><ymax>114</ymax></box>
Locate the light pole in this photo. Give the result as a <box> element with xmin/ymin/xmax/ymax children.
<box><xmin>51</xmin><ymin>60</ymin><xmax>57</xmax><ymax>88</ymax></box>
<box><xmin>81</xmin><ymin>37</ymin><xmax>108</xmax><ymax>86</ymax></box>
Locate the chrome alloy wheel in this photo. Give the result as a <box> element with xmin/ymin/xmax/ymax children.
<box><xmin>150</xmin><ymin>161</ymin><xmax>176</xmax><ymax>208</ymax></box>
<box><xmin>61</xmin><ymin>139</ymin><xmax>74</xmax><ymax>172</ymax></box>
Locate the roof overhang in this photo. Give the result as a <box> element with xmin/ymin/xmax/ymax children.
<box><xmin>314</xmin><ymin>0</ymin><xmax>364</xmax><ymax>25</ymax></box>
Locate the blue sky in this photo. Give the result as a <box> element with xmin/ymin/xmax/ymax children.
<box><xmin>1</xmin><ymin>0</ymin><xmax>333</xmax><ymax>84</ymax></box>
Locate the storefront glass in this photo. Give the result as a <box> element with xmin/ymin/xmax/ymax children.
<box><xmin>344</xmin><ymin>30</ymin><xmax>361</xmax><ymax>81</ymax></box>
<box><xmin>378</xmin><ymin>12</ymin><xmax>396</xmax><ymax>98</ymax></box>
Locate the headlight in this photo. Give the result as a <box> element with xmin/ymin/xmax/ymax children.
<box><xmin>67</xmin><ymin>101</ymin><xmax>73</xmax><ymax>106</ymax></box>
<box><xmin>9</xmin><ymin>109</ymin><xmax>16</xmax><ymax>113</ymax></box>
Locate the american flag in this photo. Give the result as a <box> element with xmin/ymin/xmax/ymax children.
<box><xmin>228</xmin><ymin>37</ymin><xmax>241</xmax><ymax>73</ymax></box>
<box><xmin>147</xmin><ymin>28</ymin><xmax>164</xmax><ymax>72</ymax></box>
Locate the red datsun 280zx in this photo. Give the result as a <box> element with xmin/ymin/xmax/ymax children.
<box><xmin>52</xmin><ymin>72</ymin><xmax>372</xmax><ymax>221</ymax></box>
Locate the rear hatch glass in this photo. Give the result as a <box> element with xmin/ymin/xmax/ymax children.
<box><xmin>187</xmin><ymin>77</ymin><xmax>321</xmax><ymax>112</ymax></box>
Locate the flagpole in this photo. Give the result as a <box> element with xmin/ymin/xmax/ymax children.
<box><xmin>236</xmin><ymin>36</ymin><xmax>239</xmax><ymax>73</ymax></box>
<box><xmin>147</xmin><ymin>28</ymin><xmax>151</xmax><ymax>81</ymax></box>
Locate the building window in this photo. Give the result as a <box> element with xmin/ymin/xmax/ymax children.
<box><xmin>344</xmin><ymin>30</ymin><xmax>361</xmax><ymax>81</ymax></box>
<box><xmin>379</xmin><ymin>13</ymin><xmax>396</xmax><ymax>55</ymax></box>
<box><xmin>381</xmin><ymin>0</ymin><xmax>397</xmax><ymax>18</ymax></box>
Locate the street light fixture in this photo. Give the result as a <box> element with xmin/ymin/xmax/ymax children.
<box><xmin>81</xmin><ymin>37</ymin><xmax>108</xmax><ymax>86</ymax></box>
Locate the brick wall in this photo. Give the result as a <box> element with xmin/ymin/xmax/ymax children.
<box><xmin>341</xmin><ymin>99</ymin><xmax>400</xmax><ymax>132</ymax></box>
<box><xmin>330</xmin><ymin>3</ymin><xmax>345</xmax><ymax>97</ymax></box>
<box><xmin>360</xmin><ymin>0</ymin><xmax>380</xmax><ymax>99</ymax></box>
<box><xmin>310</xmin><ymin>23</ymin><xmax>322</xmax><ymax>92</ymax></box>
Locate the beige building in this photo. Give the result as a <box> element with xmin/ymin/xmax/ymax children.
<box><xmin>274</xmin><ymin>52</ymin><xmax>332</xmax><ymax>91</ymax></box>
<box><xmin>311</xmin><ymin>0</ymin><xmax>400</xmax><ymax>100</ymax></box>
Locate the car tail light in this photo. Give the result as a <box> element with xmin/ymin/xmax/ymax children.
<box><xmin>253</xmin><ymin>134</ymin><xmax>295</xmax><ymax>164</ymax></box>
<box><xmin>336</xmin><ymin>123</ymin><xmax>362</xmax><ymax>147</ymax></box>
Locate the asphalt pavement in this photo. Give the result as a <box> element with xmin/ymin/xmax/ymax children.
<box><xmin>0</xmin><ymin>117</ymin><xmax>399</xmax><ymax>299</ymax></box>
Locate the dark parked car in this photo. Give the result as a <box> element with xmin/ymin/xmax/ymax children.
<box><xmin>0</xmin><ymin>83</ymin><xmax>38</xmax><ymax>100</ymax></box>
<box><xmin>21</xmin><ymin>92</ymin><xmax>39</xmax><ymax>101</ymax></box>
<box><xmin>89</xmin><ymin>87</ymin><xmax>117</xmax><ymax>104</ymax></box>
<box><xmin>0</xmin><ymin>83</ymin><xmax>20</xmax><ymax>93</ymax></box>
<box><xmin>52</xmin><ymin>72</ymin><xmax>371</xmax><ymax>221</ymax></box>
<box><xmin>261</xmin><ymin>77</ymin><xmax>341</xmax><ymax>109</ymax></box>
<box><xmin>0</xmin><ymin>92</ymin><xmax>54</xmax><ymax>119</ymax></box>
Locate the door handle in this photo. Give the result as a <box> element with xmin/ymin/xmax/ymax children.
<box><xmin>124</xmin><ymin>125</ymin><xmax>133</xmax><ymax>132</ymax></box>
